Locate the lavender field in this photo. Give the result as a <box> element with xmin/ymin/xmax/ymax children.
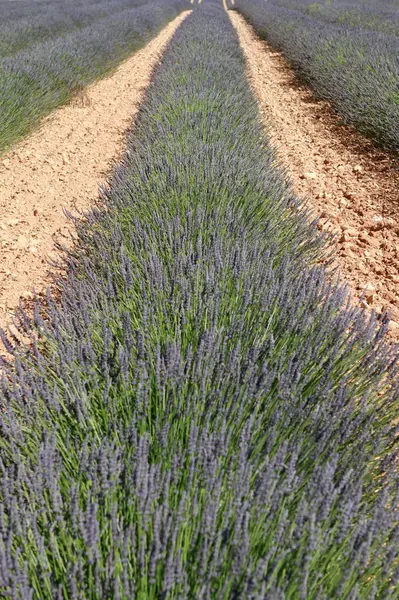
<box><xmin>234</xmin><ymin>0</ymin><xmax>399</xmax><ymax>150</ymax></box>
<box><xmin>0</xmin><ymin>0</ymin><xmax>150</xmax><ymax>57</ymax></box>
<box><xmin>0</xmin><ymin>0</ymin><xmax>187</xmax><ymax>154</ymax></box>
<box><xmin>1</xmin><ymin>0</ymin><xmax>399</xmax><ymax>598</ymax></box>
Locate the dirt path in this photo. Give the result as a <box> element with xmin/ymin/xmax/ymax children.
<box><xmin>230</xmin><ymin>11</ymin><xmax>399</xmax><ymax>335</ymax></box>
<box><xmin>0</xmin><ymin>12</ymin><xmax>189</xmax><ymax>332</ymax></box>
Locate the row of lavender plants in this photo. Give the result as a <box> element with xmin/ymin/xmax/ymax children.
<box><xmin>233</xmin><ymin>0</ymin><xmax>399</xmax><ymax>151</ymax></box>
<box><xmin>275</xmin><ymin>0</ymin><xmax>399</xmax><ymax>37</ymax></box>
<box><xmin>0</xmin><ymin>0</ymin><xmax>187</xmax><ymax>155</ymax></box>
<box><xmin>1</xmin><ymin>2</ymin><xmax>399</xmax><ymax>597</ymax></box>
<box><xmin>0</xmin><ymin>0</ymin><xmax>151</xmax><ymax>58</ymax></box>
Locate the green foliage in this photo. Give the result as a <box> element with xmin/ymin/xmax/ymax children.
<box><xmin>235</xmin><ymin>0</ymin><xmax>399</xmax><ymax>150</ymax></box>
<box><xmin>0</xmin><ymin>0</ymin><xmax>187</xmax><ymax>155</ymax></box>
<box><xmin>0</xmin><ymin>3</ymin><xmax>398</xmax><ymax>598</ymax></box>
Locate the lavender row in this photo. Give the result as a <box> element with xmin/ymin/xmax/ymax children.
<box><xmin>275</xmin><ymin>0</ymin><xmax>399</xmax><ymax>37</ymax></box>
<box><xmin>0</xmin><ymin>2</ymin><xmax>399</xmax><ymax>597</ymax></box>
<box><xmin>0</xmin><ymin>0</ymin><xmax>151</xmax><ymax>58</ymax></box>
<box><xmin>0</xmin><ymin>0</ymin><xmax>188</xmax><ymax>155</ymax></box>
<box><xmin>233</xmin><ymin>0</ymin><xmax>399</xmax><ymax>151</ymax></box>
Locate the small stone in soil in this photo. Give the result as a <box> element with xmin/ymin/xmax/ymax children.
<box><xmin>362</xmin><ymin>283</ymin><xmax>375</xmax><ymax>303</ymax></box>
<box><xmin>389</xmin><ymin>320</ymin><xmax>399</xmax><ymax>332</ymax></box>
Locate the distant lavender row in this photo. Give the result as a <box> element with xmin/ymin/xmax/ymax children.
<box><xmin>0</xmin><ymin>0</ymin><xmax>150</xmax><ymax>57</ymax></box>
<box><xmin>275</xmin><ymin>0</ymin><xmax>399</xmax><ymax>36</ymax></box>
<box><xmin>0</xmin><ymin>0</ymin><xmax>187</xmax><ymax>155</ymax></box>
<box><xmin>0</xmin><ymin>2</ymin><xmax>398</xmax><ymax>597</ymax></box>
<box><xmin>0</xmin><ymin>0</ymin><xmax>111</xmax><ymax>22</ymax></box>
<box><xmin>234</xmin><ymin>0</ymin><xmax>399</xmax><ymax>151</ymax></box>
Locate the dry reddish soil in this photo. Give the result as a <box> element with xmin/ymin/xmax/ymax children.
<box><xmin>0</xmin><ymin>12</ymin><xmax>189</xmax><ymax>333</ymax></box>
<box><xmin>230</xmin><ymin>11</ymin><xmax>399</xmax><ymax>337</ymax></box>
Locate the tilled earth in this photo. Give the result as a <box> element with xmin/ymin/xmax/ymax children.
<box><xmin>230</xmin><ymin>11</ymin><xmax>399</xmax><ymax>338</ymax></box>
<box><xmin>0</xmin><ymin>12</ymin><xmax>189</xmax><ymax>333</ymax></box>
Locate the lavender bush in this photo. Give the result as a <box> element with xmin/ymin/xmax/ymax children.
<box><xmin>0</xmin><ymin>2</ymin><xmax>398</xmax><ymax>597</ymax></box>
<box><xmin>233</xmin><ymin>0</ymin><xmax>399</xmax><ymax>151</ymax></box>
<box><xmin>0</xmin><ymin>0</ymin><xmax>188</xmax><ymax>155</ymax></box>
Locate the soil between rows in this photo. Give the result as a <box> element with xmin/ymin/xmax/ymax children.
<box><xmin>0</xmin><ymin>12</ymin><xmax>189</xmax><ymax>335</ymax></box>
<box><xmin>229</xmin><ymin>10</ymin><xmax>399</xmax><ymax>338</ymax></box>
<box><xmin>1</xmin><ymin>8</ymin><xmax>398</xmax><ymax>345</ymax></box>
